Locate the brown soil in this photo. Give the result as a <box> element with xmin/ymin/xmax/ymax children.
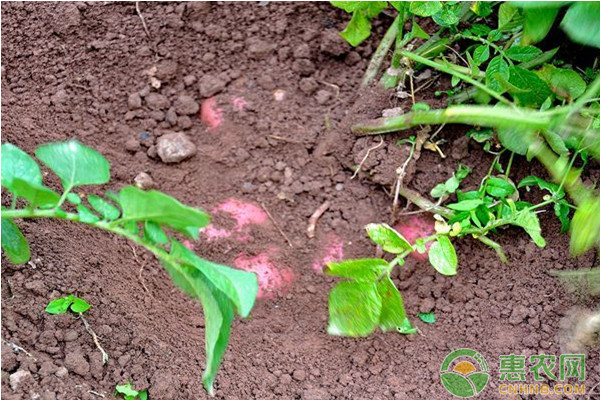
<box><xmin>1</xmin><ymin>3</ymin><xmax>598</xmax><ymax>400</ymax></box>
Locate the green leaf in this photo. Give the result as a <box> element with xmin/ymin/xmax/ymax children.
<box><xmin>418</xmin><ymin>312</ymin><xmax>437</xmax><ymax>324</ymax></box>
<box><xmin>143</xmin><ymin>221</ymin><xmax>169</xmax><ymax>244</ymax></box>
<box><xmin>447</xmin><ymin>199</ymin><xmax>483</xmax><ymax>211</ymax></box>
<box><xmin>511</xmin><ymin>209</ymin><xmax>546</xmax><ymax>247</ymax></box>
<box><xmin>570</xmin><ymin>196</ymin><xmax>600</xmax><ymax>256</ymax></box>
<box><xmin>505</xmin><ymin>45</ymin><xmax>542</xmax><ymax>63</ymax></box>
<box><xmin>118</xmin><ymin>186</ymin><xmax>210</xmax><ymax>239</ymax></box>
<box><xmin>554</xmin><ymin>201</ymin><xmax>571</xmax><ymax>233</ymax></box>
<box><xmin>432</xmin><ymin>5</ymin><xmax>461</xmax><ymax>27</ymax></box>
<box><xmin>66</xmin><ymin>192</ymin><xmax>82</xmax><ymax>205</ymax></box>
<box><xmin>160</xmin><ymin>257</ymin><xmax>233</xmax><ymax>395</ymax></box>
<box><xmin>10</xmin><ymin>178</ymin><xmax>60</xmax><ymax>208</ymax></box>
<box><xmin>508</xmin><ymin>66</ymin><xmax>553</xmax><ymax>108</ymax></box>
<box><xmin>428</xmin><ymin>236</ymin><xmax>458</xmax><ymax>276</ymax></box>
<box><xmin>410</xmin><ymin>20</ymin><xmax>430</xmax><ymax>40</ymax></box>
<box><xmin>431</xmin><ymin>165</ymin><xmax>471</xmax><ymax>198</ymax></box>
<box><xmin>397</xmin><ymin>316</ymin><xmax>417</xmax><ymax>334</ymax></box>
<box><xmin>485</xmin><ymin>56</ymin><xmax>510</xmax><ymax>94</ymax></box>
<box><xmin>518</xmin><ymin>175</ymin><xmax>564</xmax><ymax>198</ymax></box>
<box><xmin>88</xmin><ymin>195</ymin><xmax>120</xmax><ymax>221</ymax></box>
<box><xmin>541</xmin><ymin>130</ymin><xmax>568</xmax><ymax>155</ymax></box>
<box><xmin>45</xmin><ymin>296</ymin><xmax>74</xmax><ymax>315</ymax></box>
<box><xmin>473</xmin><ymin>45</ymin><xmax>490</xmax><ymax>65</ymax></box>
<box><xmin>466</xmin><ymin>128</ymin><xmax>494</xmax><ymax>143</ymax></box>
<box><xmin>410</xmin><ymin>1</ymin><xmax>442</xmax><ymax>17</ymax></box>
<box><xmin>328</xmin><ymin>281</ymin><xmax>381</xmax><ymax>337</ymax></box>
<box><xmin>70</xmin><ymin>297</ymin><xmax>91</xmax><ymax>313</ymax></box>
<box><xmin>549</xmin><ymin>68</ymin><xmax>587</xmax><ymax>101</ymax></box>
<box><xmin>485</xmin><ymin>177</ymin><xmax>516</xmax><ymax>198</ymax></box>
<box><xmin>325</xmin><ymin>258</ymin><xmax>389</xmax><ymax>282</ymax></box>
<box><xmin>77</xmin><ymin>204</ymin><xmax>100</xmax><ymax>224</ymax></box>
<box><xmin>1</xmin><ymin>143</ymin><xmax>42</xmax><ymax>191</ymax></box>
<box><xmin>561</xmin><ymin>2</ymin><xmax>600</xmax><ymax>49</ymax></box>
<box><xmin>35</xmin><ymin>140</ymin><xmax>110</xmax><ymax>190</ymax></box>
<box><xmin>521</xmin><ymin>7</ymin><xmax>559</xmax><ymax>45</ymax></box>
<box><xmin>497</xmin><ymin>128</ymin><xmax>536</xmax><ymax>155</ymax></box>
<box><xmin>340</xmin><ymin>11</ymin><xmax>371</xmax><ymax>47</ymax></box>
<box><xmin>377</xmin><ymin>277</ymin><xmax>406</xmax><ymax>332</ymax></box>
<box><xmin>365</xmin><ymin>223</ymin><xmax>413</xmax><ymax>253</ymax></box>
<box><xmin>498</xmin><ymin>2</ymin><xmax>520</xmax><ymax>30</ymax></box>
<box><xmin>470</xmin><ymin>1</ymin><xmax>492</xmax><ymax>17</ymax></box>
<box><xmin>115</xmin><ymin>383</ymin><xmax>143</xmax><ymax>399</ymax></box>
<box><xmin>1</xmin><ymin>218</ymin><xmax>31</xmax><ymax>265</ymax></box>
<box><xmin>171</xmin><ymin>240</ymin><xmax>257</xmax><ymax>317</ymax></box>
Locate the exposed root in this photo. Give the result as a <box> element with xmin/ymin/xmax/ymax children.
<box><xmin>261</xmin><ymin>203</ymin><xmax>294</xmax><ymax>248</ymax></box>
<box><xmin>79</xmin><ymin>314</ymin><xmax>109</xmax><ymax>365</ymax></box>
<box><xmin>2</xmin><ymin>338</ymin><xmax>35</xmax><ymax>360</ymax></box>
<box><xmin>307</xmin><ymin>201</ymin><xmax>331</xmax><ymax>238</ymax></box>
<box><xmin>351</xmin><ymin>137</ymin><xmax>385</xmax><ymax>179</ymax></box>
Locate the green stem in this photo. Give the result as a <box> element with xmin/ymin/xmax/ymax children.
<box><xmin>399</xmin><ymin>51</ymin><xmax>512</xmax><ymax>105</ymax></box>
<box><xmin>362</xmin><ymin>15</ymin><xmax>402</xmax><ymax>88</ymax></box>
<box><xmin>352</xmin><ymin>105</ymin><xmax>552</xmax><ymax>136</ymax></box>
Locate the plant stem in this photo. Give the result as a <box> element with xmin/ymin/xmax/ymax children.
<box><xmin>352</xmin><ymin>105</ymin><xmax>552</xmax><ymax>136</ymax></box>
<box><xmin>362</xmin><ymin>15</ymin><xmax>402</xmax><ymax>88</ymax></box>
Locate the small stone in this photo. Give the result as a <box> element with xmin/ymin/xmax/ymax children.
<box><xmin>273</xmin><ymin>89</ymin><xmax>286</xmax><ymax>101</ymax></box>
<box><xmin>174</xmin><ymin>95</ymin><xmax>199</xmax><ymax>115</ymax></box>
<box><xmin>134</xmin><ymin>172</ymin><xmax>156</xmax><ymax>190</ymax></box>
<box><xmin>149</xmin><ymin>110</ymin><xmax>165</xmax><ymax>122</ymax></box>
<box><xmin>345</xmin><ymin>51</ymin><xmax>361</xmax><ymax>65</ymax></box>
<box><xmin>315</xmin><ymin>90</ymin><xmax>332</xmax><ymax>105</ymax></box>
<box><xmin>147</xmin><ymin>145</ymin><xmax>158</xmax><ymax>159</ymax></box>
<box><xmin>39</xmin><ymin>361</ymin><xmax>58</xmax><ymax>377</ymax></box>
<box><xmin>241</xmin><ymin>182</ymin><xmax>256</xmax><ymax>193</ymax></box>
<box><xmin>247</xmin><ymin>39</ymin><xmax>275</xmax><ymax>60</ymax></box>
<box><xmin>64</xmin><ymin>352</ymin><xmax>90</xmax><ymax>376</ymax></box>
<box><xmin>40</xmin><ymin>391</ymin><xmax>57</xmax><ymax>400</ymax></box>
<box><xmin>335</xmin><ymin>183</ymin><xmax>344</xmax><ymax>191</ymax></box>
<box><xmin>165</xmin><ymin>108</ymin><xmax>178</xmax><ymax>126</ymax></box>
<box><xmin>156</xmin><ymin>132</ymin><xmax>197</xmax><ymax>163</ymax></box>
<box><xmin>63</xmin><ymin>330</ymin><xmax>79</xmax><ymax>342</ymax></box>
<box><xmin>127</xmin><ymin>93</ymin><xmax>142</xmax><ymax>110</ymax></box>
<box><xmin>280</xmin><ymin>373</ymin><xmax>292</xmax><ymax>384</ymax></box>
<box><xmin>293</xmin><ymin>369</ymin><xmax>307</xmax><ymax>381</ymax></box>
<box><xmin>306</xmin><ymin>285</ymin><xmax>317</xmax><ymax>294</ymax></box>
<box><xmin>10</xmin><ymin>370</ymin><xmax>33</xmax><ymax>391</ymax></box>
<box><xmin>183</xmin><ymin>75</ymin><xmax>197</xmax><ymax>87</ymax></box>
<box><xmin>125</xmin><ymin>139</ymin><xmax>140</xmax><ymax>153</ymax></box>
<box><xmin>55</xmin><ymin>366</ymin><xmax>68</xmax><ymax>378</ymax></box>
<box><xmin>198</xmin><ymin>74</ymin><xmax>226</xmax><ymax>98</ymax></box>
<box><xmin>145</xmin><ymin>93</ymin><xmax>170</xmax><ymax>110</ymax></box>
<box><xmin>177</xmin><ymin>116</ymin><xmax>193</xmax><ymax>129</ymax></box>
<box><xmin>299</xmin><ymin>77</ymin><xmax>318</xmax><ymax>95</ymax></box>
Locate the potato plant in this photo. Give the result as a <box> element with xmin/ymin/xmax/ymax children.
<box><xmin>0</xmin><ymin>140</ymin><xmax>258</xmax><ymax>394</ymax></box>
<box><xmin>331</xmin><ymin>1</ymin><xmax>599</xmax><ymax>336</ymax></box>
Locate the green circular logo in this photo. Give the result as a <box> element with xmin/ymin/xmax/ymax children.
<box><xmin>440</xmin><ymin>349</ymin><xmax>489</xmax><ymax>398</ymax></box>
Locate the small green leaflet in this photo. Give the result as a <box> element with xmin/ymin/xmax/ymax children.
<box><xmin>35</xmin><ymin>140</ymin><xmax>110</xmax><ymax>190</ymax></box>
<box><xmin>447</xmin><ymin>199</ymin><xmax>483</xmax><ymax>211</ymax></box>
<box><xmin>409</xmin><ymin>1</ymin><xmax>442</xmax><ymax>17</ymax></box>
<box><xmin>505</xmin><ymin>46</ymin><xmax>542</xmax><ymax>62</ymax></box>
<box><xmin>521</xmin><ymin>6</ymin><xmax>559</xmax><ymax>45</ymax></box>
<box><xmin>326</xmin><ymin>258</ymin><xmax>389</xmax><ymax>282</ymax></box>
<box><xmin>115</xmin><ymin>383</ymin><xmax>148</xmax><ymax>400</ymax></box>
<box><xmin>45</xmin><ymin>295</ymin><xmax>91</xmax><ymax>315</ymax></box>
<box><xmin>473</xmin><ymin>45</ymin><xmax>490</xmax><ymax>65</ymax></box>
<box><xmin>485</xmin><ymin>56</ymin><xmax>510</xmax><ymax>94</ymax></box>
<box><xmin>331</xmin><ymin>1</ymin><xmax>388</xmax><ymax>46</ymax></box>
<box><xmin>418</xmin><ymin>312</ymin><xmax>437</xmax><ymax>324</ymax></box>
<box><xmin>88</xmin><ymin>195</ymin><xmax>120</xmax><ymax>221</ymax></box>
<box><xmin>10</xmin><ymin>178</ymin><xmax>60</xmax><ymax>208</ymax></box>
<box><xmin>430</xmin><ymin>164</ymin><xmax>471</xmax><ymax>198</ymax></box>
<box><xmin>365</xmin><ymin>223</ymin><xmax>413</xmax><ymax>254</ymax></box>
<box><xmin>549</xmin><ymin>68</ymin><xmax>587</xmax><ymax>101</ymax></box>
<box><xmin>485</xmin><ymin>177</ymin><xmax>515</xmax><ymax>198</ymax></box>
<box><xmin>510</xmin><ymin>209</ymin><xmax>546</xmax><ymax>247</ymax></box>
<box><xmin>377</xmin><ymin>277</ymin><xmax>407</xmax><ymax>332</ymax></box>
<box><xmin>1</xmin><ymin>217</ymin><xmax>30</xmax><ymax>265</ymax></box>
<box><xmin>143</xmin><ymin>221</ymin><xmax>169</xmax><ymax>244</ymax></box>
<box><xmin>328</xmin><ymin>281</ymin><xmax>382</xmax><ymax>337</ymax></box>
<box><xmin>1</xmin><ymin>143</ymin><xmax>43</xmax><ymax>189</ymax></box>
<box><xmin>428</xmin><ymin>236</ymin><xmax>458</xmax><ymax>276</ymax></box>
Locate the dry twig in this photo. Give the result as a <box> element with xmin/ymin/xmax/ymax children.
<box><xmin>261</xmin><ymin>203</ymin><xmax>293</xmax><ymax>248</ymax></box>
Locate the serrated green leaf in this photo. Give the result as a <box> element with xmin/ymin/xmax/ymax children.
<box><xmin>473</xmin><ymin>45</ymin><xmax>490</xmax><ymax>65</ymax></box>
<box><xmin>45</xmin><ymin>296</ymin><xmax>74</xmax><ymax>315</ymax></box>
<box><xmin>485</xmin><ymin>56</ymin><xmax>510</xmax><ymax>94</ymax></box>
<box><xmin>410</xmin><ymin>1</ymin><xmax>442</xmax><ymax>17</ymax></box>
<box><xmin>505</xmin><ymin>45</ymin><xmax>542</xmax><ymax>63</ymax></box>
<box><xmin>521</xmin><ymin>6</ymin><xmax>559</xmax><ymax>45</ymax></box>
<box><xmin>428</xmin><ymin>236</ymin><xmax>457</xmax><ymax>276</ymax></box>
<box><xmin>88</xmin><ymin>195</ymin><xmax>120</xmax><ymax>221</ymax></box>
<box><xmin>377</xmin><ymin>277</ymin><xmax>406</xmax><ymax>332</ymax></box>
<box><xmin>328</xmin><ymin>281</ymin><xmax>381</xmax><ymax>337</ymax></box>
<box><xmin>171</xmin><ymin>240</ymin><xmax>257</xmax><ymax>317</ymax></box>
<box><xmin>365</xmin><ymin>223</ymin><xmax>413</xmax><ymax>253</ymax></box>
<box><xmin>432</xmin><ymin>5</ymin><xmax>461</xmax><ymax>27</ymax></box>
<box><xmin>549</xmin><ymin>68</ymin><xmax>587</xmax><ymax>101</ymax></box>
<box><xmin>1</xmin><ymin>217</ymin><xmax>30</xmax><ymax>265</ymax></box>
<box><xmin>561</xmin><ymin>2</ymin><xmax>600</xmax><ymax>49</ymax></box>
<box><xmin>485</xmin><ymin>177</ymin><xmax>516</xmax><ymax>198</ymax></box>
<box><xmin>35</xmin><ymin>140</ymin><xmax>110</xmax><ymax>190</ymax></box>
<box><xmin>570</xmin><ymin>196</ymin><xmax>600</xmax><ymax>256</ymax></box>
<box><xmin>160</xmin><ymin>257</ymin><xmax>233</xmax><ymax>395</ymax></box>
<box><xmin>340</xmin><ymin>10</ymin><xmax>371</xmax><ymax>47</ymax></box>
<box><xmin>1</xmin><ymin>143</ymin><xmax>42</xmax><ymax>192</ymax></box>
<box><xmin>70</xmin><ymin>297</ymin><xmax>91</xmax><ymax>313</ymax></box>
<box><xmin>10</xmin><ymin>178</ymin><xmax>60</xmax><ymax>208</ymax></box>
<box><xmin>447</xmin><ymin>199</ymin><xmax>484</xmax><ymax>211</ymax></box>
<box><xmin>508</xmin><ymin>66</ymin><xmax>553</xmax><ymax>108</ymax></box>
<box><xmin>325</xmin><ymin>258</ymin><xmax>389</xmax><ymax>281</ymax></box>
<box><xmin>418</xmin><ymin>312</ymin><xmax>437</xmax><ymax>324</ymax></box>
<box><xmin>118</xmin><ymin>186</ymin><xmax>209</xmax><ymax>239</ymax></box>
<box><xmin>77</xmin><ymin>204</ymin><xmax>100</xmax><ymax>223</ymax></box>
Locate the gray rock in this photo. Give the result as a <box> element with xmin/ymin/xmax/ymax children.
<box><xmin>198</xmin><ymin>74</ymin><xmax>226</xmax><ymax>97</ymax></box>
<box><xmin>174</xmin><ymin>95</ymin><xmax>199</xmax><ymax>115</ymax></box>
<box><xmin>10</xmin><ymin>370</ymin><xmax>33</xmax><ymax>391</ymax></box>
<box><xmin>156</xmin><ymin>132</ymin><xmax>197</xmax><ymax>163</ymax></box>
<box><xmin>55</xmin><ymin>366</ymin><xmax>68</xmax><ymax>378</ymax></box>
<box><xmin>145</xmin><ymin>93</ymin><xmax>170</xmax><ymax>110</ymax></box>
<box><xmin>134</xmin><ymin>172</ymin><xmax>156</xmax><ymax>190</ymax></box>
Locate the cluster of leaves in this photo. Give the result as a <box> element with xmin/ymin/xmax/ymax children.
<box><xmin>45</xmin><ymin>295</ymin><xmax>91</xmax><ymax>315</ymax></box>
<box><xmin>326</xmin><ymin>223</ymin><xmax>457</xmax><ymax>337</ymax></box>
<box><xmin>115</xmin><ymin>383</ymin><xmax>148</xmax><ymax>400</ymax></box>
<box><xmin>0</xmin><ymin>140</ymin><xmax>258</xmax><ymax>394</ymax></box>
